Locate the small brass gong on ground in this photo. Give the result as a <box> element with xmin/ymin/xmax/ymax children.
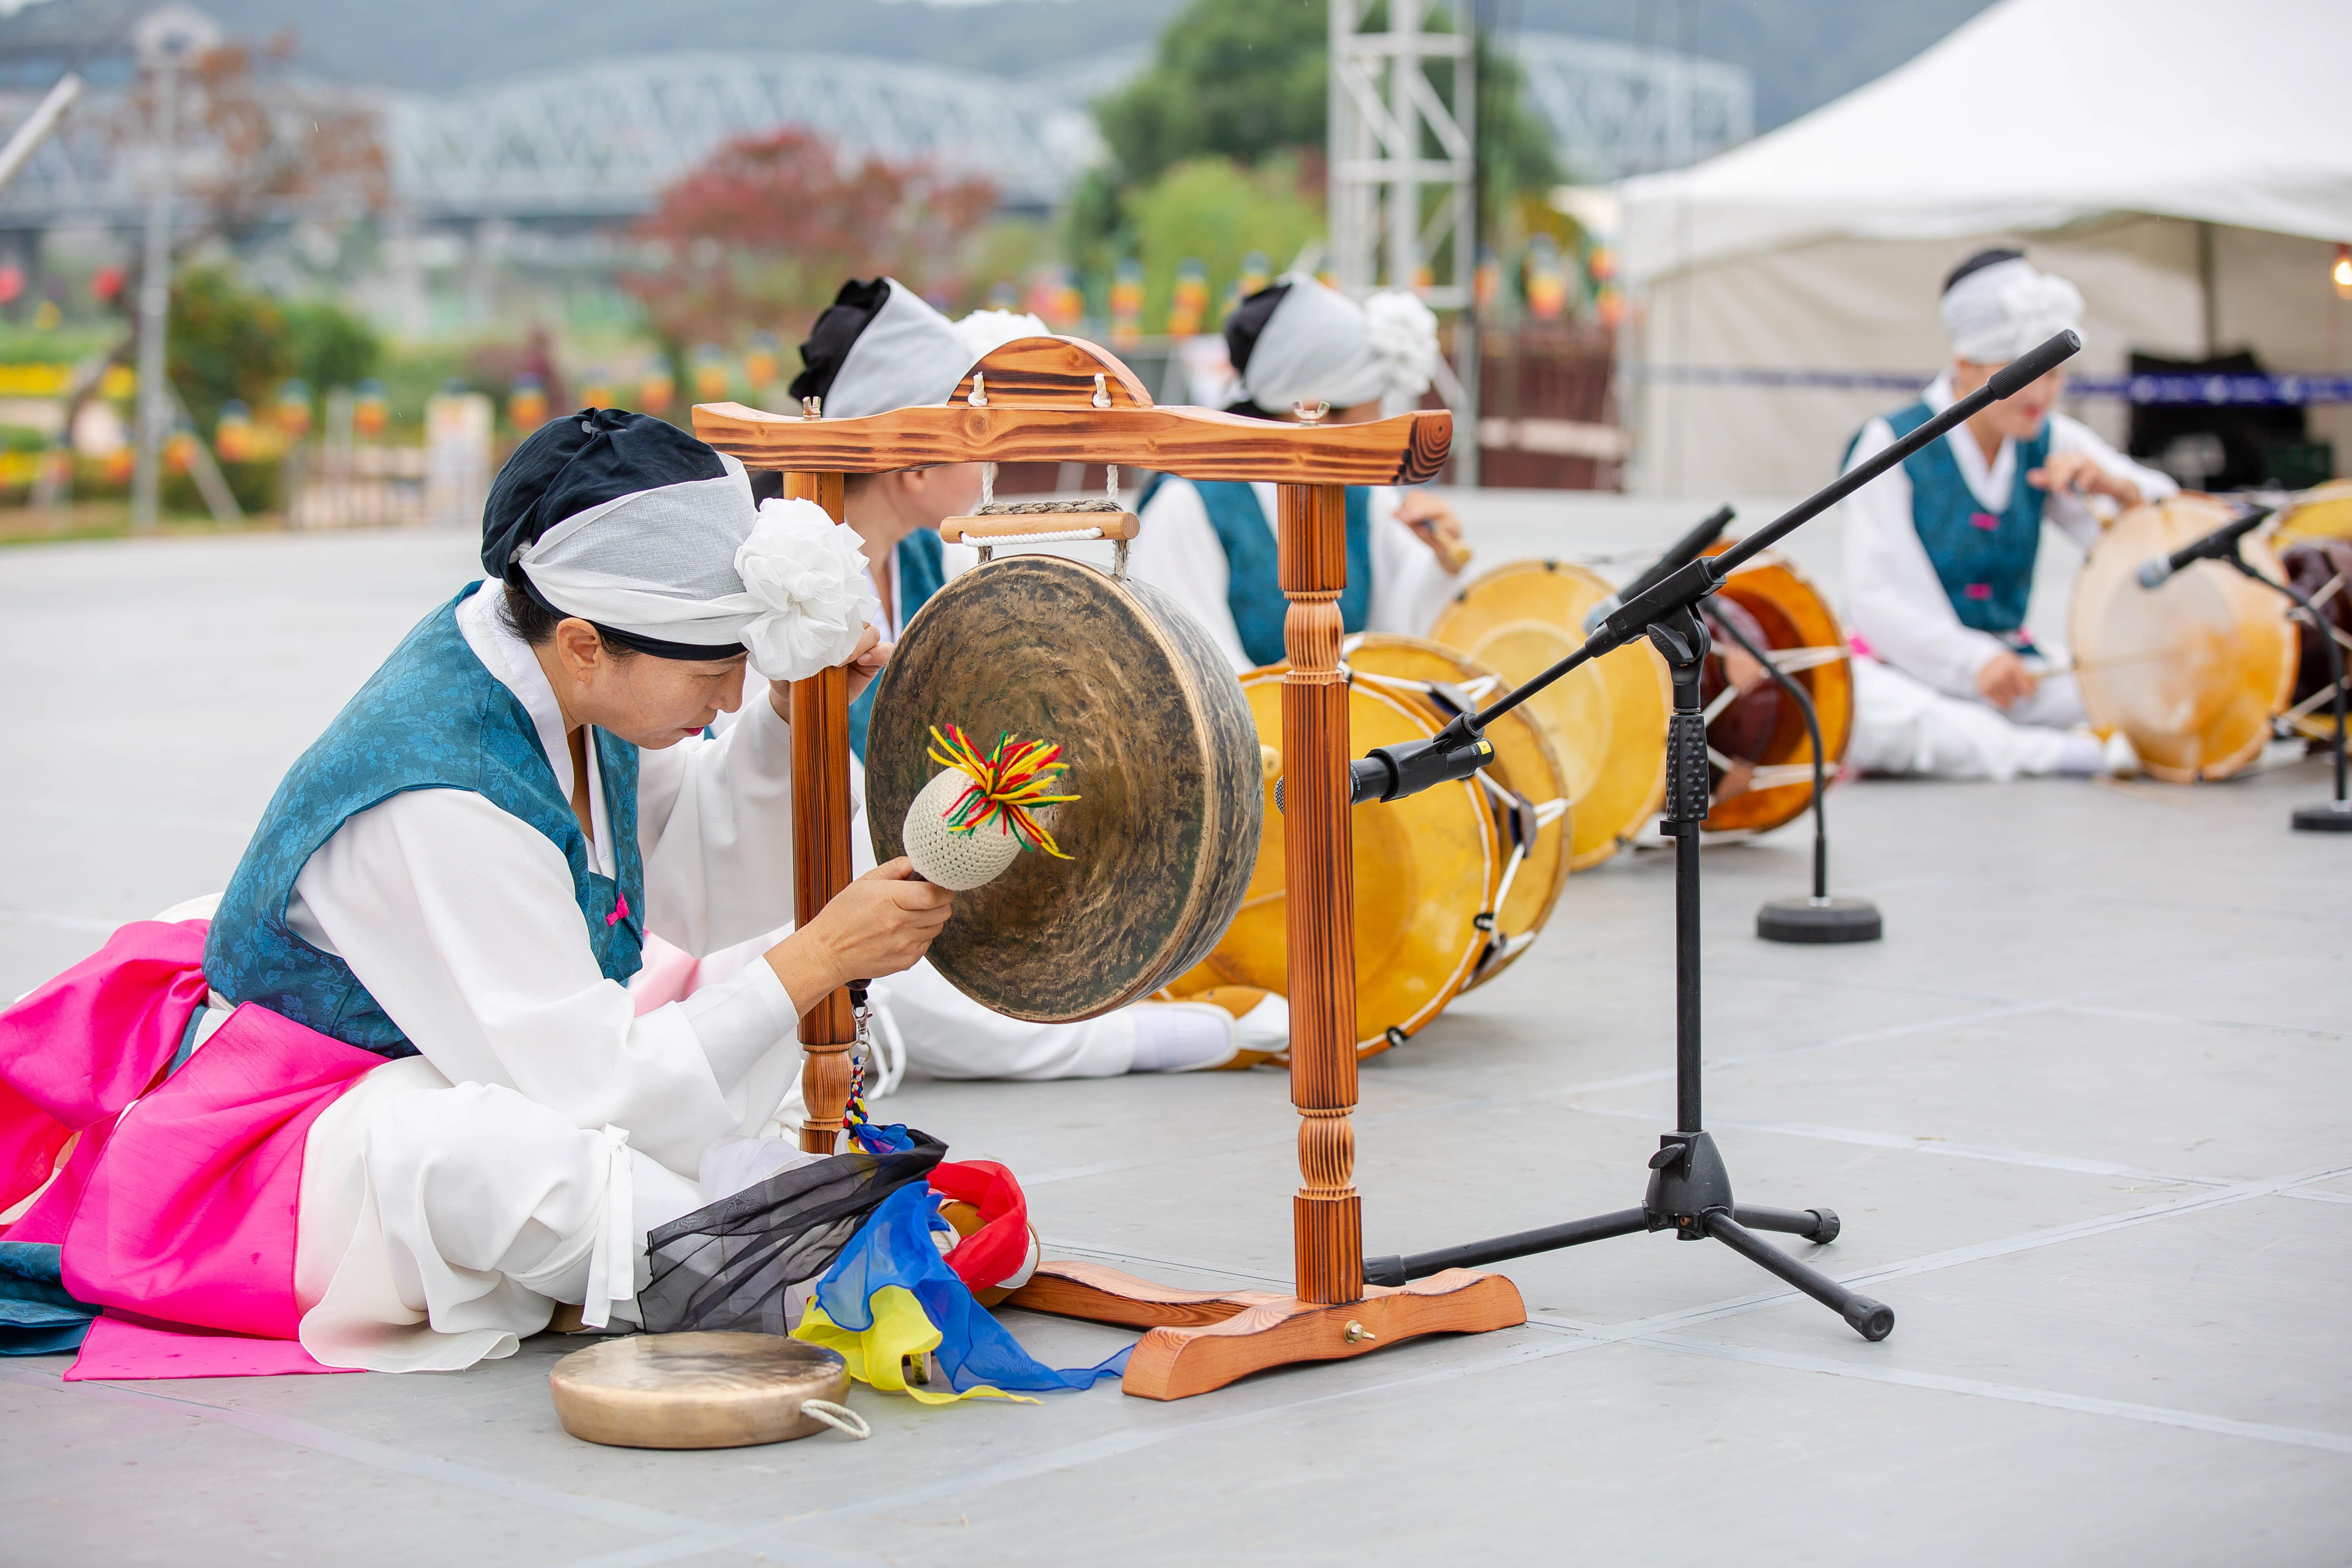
<box><xmin>549</xmin><ymin>1332</ymin><xmax>864</xmax><ymax>1449</ymax></box>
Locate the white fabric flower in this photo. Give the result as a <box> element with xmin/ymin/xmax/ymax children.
<box><xmin>733</xmin><ymin>497</ymin><xmax>880</xmax><ymax>682</ymax></box>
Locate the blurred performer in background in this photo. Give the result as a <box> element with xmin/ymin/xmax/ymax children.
<box><xmin>1841</xmin><ymin>249</ymin><xmax>2176</xmax><ymax>780</ymax></box>
<box><xmin>694</xmin><ymin>277</ymin><xmax>1289</xmax><ymax>1088</ymax></box>
<box><xmin>1128</xmin><ymin>275</ymin><xmax>1470</xmax><ymax>669</ymax></box>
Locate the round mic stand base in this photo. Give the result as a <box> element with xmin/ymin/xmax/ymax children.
<box><xmin>1758</xmin><ymin>895</ymin><xmax>1884</xmax><ymax>943</ymax></box>
<box><xmin>2292</xmin><ymin>800</ymin><xmax>2352</xmax><ymax>833</ymax></box>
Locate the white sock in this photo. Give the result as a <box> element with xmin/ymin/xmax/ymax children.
<box><xmin>1128</xmin><ymin>1003</ymin><xmax>1238</xmax><ymax>1072</ymax></box>
<box><xmin>2055</xmin><ymin>733</ymin><xmax>2104</xmax><ymax>775</ymax></box>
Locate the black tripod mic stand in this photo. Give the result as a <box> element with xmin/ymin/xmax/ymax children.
<box><xmin>1704</xmin><ymin>606</ymin><xmax>1883</xmax><ymax>942</ymax></box>
<box><xmin>2229</xmin><ymin>548</ymin><xmax>2351</xmax><ymax>833</ymax></box>
<box><xmin>1353</xmin><ymin>328</ymin><xmax>2086</xmax><ymax>1343</ymax></box>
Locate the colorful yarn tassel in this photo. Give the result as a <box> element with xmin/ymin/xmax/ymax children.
<box><xmin>926</xmin><ymin>724</ymin><xmax>1080</xmax><ymax>859</ymax></box>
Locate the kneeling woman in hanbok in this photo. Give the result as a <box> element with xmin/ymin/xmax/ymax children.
<box><xmin>0</xmin><ymin>410</ymin><xmax>951</xmax><ymax>1375</ymax></box>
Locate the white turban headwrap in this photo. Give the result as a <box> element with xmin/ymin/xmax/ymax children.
<box><xmin>822</xmin><ymin>279</ymin><xmax>973</xmax><ymax>420</ymax></box>
<box><xmin>1941</xmin><ymin>256</ymin><xmax>2085</xmax><ymax>363</ymax></box>
<box><xmin>1239</xmin><ymin>274</ymin><xmax>1440</xmax><ymax>414</ymax></box>
<box><xmin>516</xmin><ymin>460</ymin><xmax>876</xmax><ymax>683</ymax></box>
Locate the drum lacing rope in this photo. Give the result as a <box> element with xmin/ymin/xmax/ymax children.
<box><xmin>973</xmin><ymin>466</ymin><xmax>1130</xmax><ymax>572</ymax></box>
<box><xmin>799</xmin><ymin>1399</ymin><xmax>871</xmax><ymax>1439</ymax></box>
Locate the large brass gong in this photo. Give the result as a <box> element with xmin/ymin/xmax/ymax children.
<box><xmin>866</xmin><ymin>553</ymin><xmax>1262</xmax><ymax>1021</ymax></box>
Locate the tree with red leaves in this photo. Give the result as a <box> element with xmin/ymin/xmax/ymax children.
<box><xmin>627</xmin><ymin>127</ymin><xmax>998</xmax><ymax>352</ymax></box>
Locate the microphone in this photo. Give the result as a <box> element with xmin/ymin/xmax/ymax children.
<box><xmin>1585</xmin><ymin>506</ymin><xmax>1736</xmax><ymax>633</ymax></box>
<box><xmin>2136</xmin><ymin>506</ymin><xmax>2275</xmax><ymax>590</ymax></box>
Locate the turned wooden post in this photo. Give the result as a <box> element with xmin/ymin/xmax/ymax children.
<box><xmin>783</xmin><ymin>470</ymin><xmax>855</xmax><ymax>1154</ymax></box>
<box><xmin>1278</xmin><ymin>480</ymin><xmax>1362</xmax><ymax>1305</ymax></box>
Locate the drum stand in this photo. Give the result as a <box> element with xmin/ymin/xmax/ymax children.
<box><xmin>2228</xmin><ymin>550</ymin><xmax>2352</xmax><ymax>833</ymax></box>
<box><xmin>1364</xmin><ymin>604</ymin><xmax>1896</xmax><ymax>1341</ymax></box>
<box><xmin>1703</xmin><ymin>608</ymin><xmax>1883</xmax><ymax>942</ymax></box>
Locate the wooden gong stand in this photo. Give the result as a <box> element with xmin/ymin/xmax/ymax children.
<box><xmin>694</xmin><ymin>336</ymin><xmax>1523</xmax><ymax>1401</ymax></box>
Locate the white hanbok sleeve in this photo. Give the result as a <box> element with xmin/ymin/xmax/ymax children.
<box><xmin>287</xmin><ymin>789</ymin><xmax>800</xmax><ymax>1176</ymax></box>
<box><xmin>1129</xmin><ymin>477</ymin><xmax>1250</xmax><ymax>669</ymax></box>
<box><xmin>1366</xmin><ymin>486</ymin><xmax>1463</xmax><ymax>639</ymax></box>
<box><xmin>2039</xmin><ymin>413</ymin><xmax>2179</xmax><ymax>550</ymax></box>
<box><xmin>1841</xmin><ymin>417</ymin><xmax>2012</xmax><ymax>700</ymax></box>
<box><xmin>633</xmin><ymin>691</ymin><xmax>813</xmax><ymax>958</ymax></box>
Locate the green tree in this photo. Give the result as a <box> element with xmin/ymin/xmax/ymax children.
<box><xmin>1129</xmin><ymin>156</ymin><xmax>1325</xmax><ymax>330</ymax></box>
<box><xmin>167</xmin><ymin>266</ymin><xmax>292</xmax><ymax>434</ymax></box>
<box><xmin>1093</xmin><ymin>0</ymin><xmax>1328</xmax><ymax>187</ymax></box>
<box><xmin>285</xmin><ymin>301</ymin><xmax>382</xmax><ymax>395</ymax></box>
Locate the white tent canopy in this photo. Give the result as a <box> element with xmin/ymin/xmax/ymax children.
<box><xmin>1615</xmin><ymin>0</ymin><xmax>2352</xmax><ymax>496</ymax></box>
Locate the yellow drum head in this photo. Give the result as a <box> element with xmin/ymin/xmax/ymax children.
<box><xmin>2278</xmin><ymin>479</ymin><xmax>2352</xmax><ymax>544</ymax></box>
<box><xmin>1181</xmin><ymin>671</ymin><xmax>1497</xmax><ymax>1057</ymax></box>
<box><xmin>1340</xmin><ymin>633</ymin><xmax>1570</xmax><ymax>989</ymax></box>
<box><xmin>2072</xmin><ymin>496</ymin><xmax>2299</xmax><ymax>782</ymax></box>
<box><xmin>1428</xmin><ymin>559</ymin><xmax>1669</xmax><ymax>869</ymax></box>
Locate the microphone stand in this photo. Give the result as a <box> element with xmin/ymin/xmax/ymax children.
<box><xmin>1356</xmin><ymin>328</ymin><xmax>2085</xmax><ymax>1342</ymax></box>
<box><xmin>2226</xmin><ymin>550</ymin><xmax>2351</xmax><ymax>833</ymax></box>
<box><xmin>1704</xmin><ymin>606</ymin><xmax>1883</xmax><ymax>942</ymax></box>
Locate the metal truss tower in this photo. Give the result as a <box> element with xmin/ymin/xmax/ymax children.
<box><xmin>1328</xmin><ymin>0</ymin><xmax>1477</xmax><ymax>479</ymax></box>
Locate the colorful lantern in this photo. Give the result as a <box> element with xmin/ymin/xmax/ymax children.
<box><xmin>693</xmin><ymin>344</ymin><xmax>729</xmax><ymax>402</ymax></box>
<box><xmin>353</xmin><ymin>378</ymin><xmax>389</xmax><ymax>439</ymax></box>
<box><xmin>579</xmin><ymin>375</ymin><xmax>616</xmax><ymax>409</ymax></box>
<box><xmin>637</xmin><ymin>368</ymin><xmax>675</xmax><ymax>416</ymax></box>
<box><xmin>508</xmin><ymin>373</ymin><xmax>549</xmax><ymax>430</ymax></box>
<box><xmin>274</xmin><ymin>380</ymin><xmax>313</xmax><ymax>440</ymax></box>
<box><xmin>163</xmin><ymin>430</ymin><xmax>197</xmax><ymax>476</ymax></box>
<box><xmin>744</xmin><ymin>332</ymin><xmax>781</xmax><ymax>390</ymax></box>
<box><xmin>1524</xmin><ymin>234</ymin><xmax>1569</xmax><ymax>322</ymax></box>
<box><xmin>215</xmin><ymin>400</ymin><xmax>254</xmax><ymax>463</ymax></box>
<box><xmin>1166</xmin><ymin>258</ymin><xmax>1209</xmax><ymax>339</ymax></box>
<box><xmin>1109</xmin><ymin>259</ymin><xmax>1144</xmax><ymax>347</ymax></box>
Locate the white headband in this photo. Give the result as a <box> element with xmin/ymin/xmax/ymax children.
<box><xmin>519</xmin><ymin>461</ymin><xmax>875</xmax><ymax>682</ymax></box>
<box><xmin>1241</xmin><ymin>276</ymin><xmax>1439</xmax><ymax>413</ymax></box>
<box><xmin>824</xmin><ymin>279</ymin><xmax>973</xmax><ymax>420</ymax></box>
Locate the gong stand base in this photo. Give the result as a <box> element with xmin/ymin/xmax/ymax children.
<box><xmin>1757</xmin><ymin>895</ymin><xmax>1884</xmax><ymax>943</ymax></box>
<box><xmin>1364</xmin><ymin>610</ymin><xmax>1895</xmax><ymax>1344</ymax></box>
<box><xmin>1004</xmin><ymin>1260</ymin><xmax>1525</xmax><ymax>1401</ymax></box>
<box><xmin>2292</xmin><ymin>800</ymin><xmax>2352</xmax><ymax>833</ymax></box>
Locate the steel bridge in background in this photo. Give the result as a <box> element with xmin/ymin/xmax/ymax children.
<box><xmin>0</xmin><ymin>31</ymin><xmax>1745</xmax><ymax>235</ymax></box>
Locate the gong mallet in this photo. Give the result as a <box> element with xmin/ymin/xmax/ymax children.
<box><xmin>1352</xmin><ymin>328</ymin><xmax>2083</xmax><ymax>1343</ymax></box>
<box><xmin>2137</xmin><ymin>505</ymin><xmax>2351</xmax><ymax>832</ymax></box>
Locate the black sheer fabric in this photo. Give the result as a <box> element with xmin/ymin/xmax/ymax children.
<box><xmin>638</xmin><ymin>1130</ymin><xmax>946</xmax><ymax>1335</ymax></box>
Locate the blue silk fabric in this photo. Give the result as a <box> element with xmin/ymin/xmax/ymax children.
<box><xmin>1189</xmin><ymin>481</ymin><xmax>1375</xmax><ymax>667</ymax></box>
<box><xmin>814</xmin><ymin>1181</ymin><xmax>1129</xmax><ymax>1394</ymax></box>
<box><xmin>1872</xmin><ymin>400</ymin><xmax>2052</xmax><ymax>635</ymax></box>
<box><xmin>205</xmin><ymin>584</ymin><xmax>646</xmax><ymax>1058</ymax></box>
<box><xmin>0</xmin><ymin>1240</ymin><xmax>95</xmax><ymax>1355</ymax></box>
<box><xmin>847</xmin><ymin>529</ymin><xmax>947</xmax><ymax>762</ymax></box>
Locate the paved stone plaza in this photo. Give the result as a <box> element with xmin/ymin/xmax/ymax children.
<box><xmin>3</xmin><ymin>511</ymin><xmax>2346</xmax><ymax>1566</ymax></box>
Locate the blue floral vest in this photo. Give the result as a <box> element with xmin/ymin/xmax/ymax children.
<box><xmin>848</xmin><ymin>528</ymin><xmax>947</xmax><ymax>762</ymax></box>
<box><xmin>204</xmin><ymin>584</ymin><xmax>646</xmax><ymax>1058</ymax></box>
<box><xmin>1878</xmin><ymin>400</ymin><xmax>2051</xmax><ymax>635</ymax></box>
<box><xmin>1187</xmin><ymin>481</ymin><xmax>1374</xmax><ymax>667</ymax></box>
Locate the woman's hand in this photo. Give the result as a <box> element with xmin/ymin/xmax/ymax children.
<box><xmin>2028</xmin><ymin>451</ymin><xmax>2141</xmax><ymax>508</ymax></box>
<box><xmin>763</xmin><ymin>858</ymin><xmax>953</xmax><ymax>1012</ymax></box>
<box><xmin>1976</xmin><ymin>650</ymin><xmax>2039</xmax><ymax>710</ymax></box>
<box><xmin>766</xmin><ymin>623</ymin><xmax>889</xmax><ymax>719</ymax></box>
<box><xmin>846</xmin><ymin>626</ymin><xmax>891</xmax><ymax>704</ymax></box>
<box><xmin>1397</xmin><ymin>490</ymin><xmax>1470</xmax><ymax>573</ymax></box>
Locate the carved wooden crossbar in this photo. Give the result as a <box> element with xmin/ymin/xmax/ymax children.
<box><xmin>691</xmin><ymin>335</ymin><xmax>1521</xmax><ymax>1400</ymax></box>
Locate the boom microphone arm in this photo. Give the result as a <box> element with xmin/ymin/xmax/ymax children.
<box><xmin>1350</xmin><ymin>330</ymin><xmax>2084</xmax><ymax>806</ymax></box>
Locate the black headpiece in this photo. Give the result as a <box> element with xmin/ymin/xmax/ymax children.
<box><xmin>479</xmin><ymin>407</ymin><xmax>728</xmax><ymax>584</ymax></box>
